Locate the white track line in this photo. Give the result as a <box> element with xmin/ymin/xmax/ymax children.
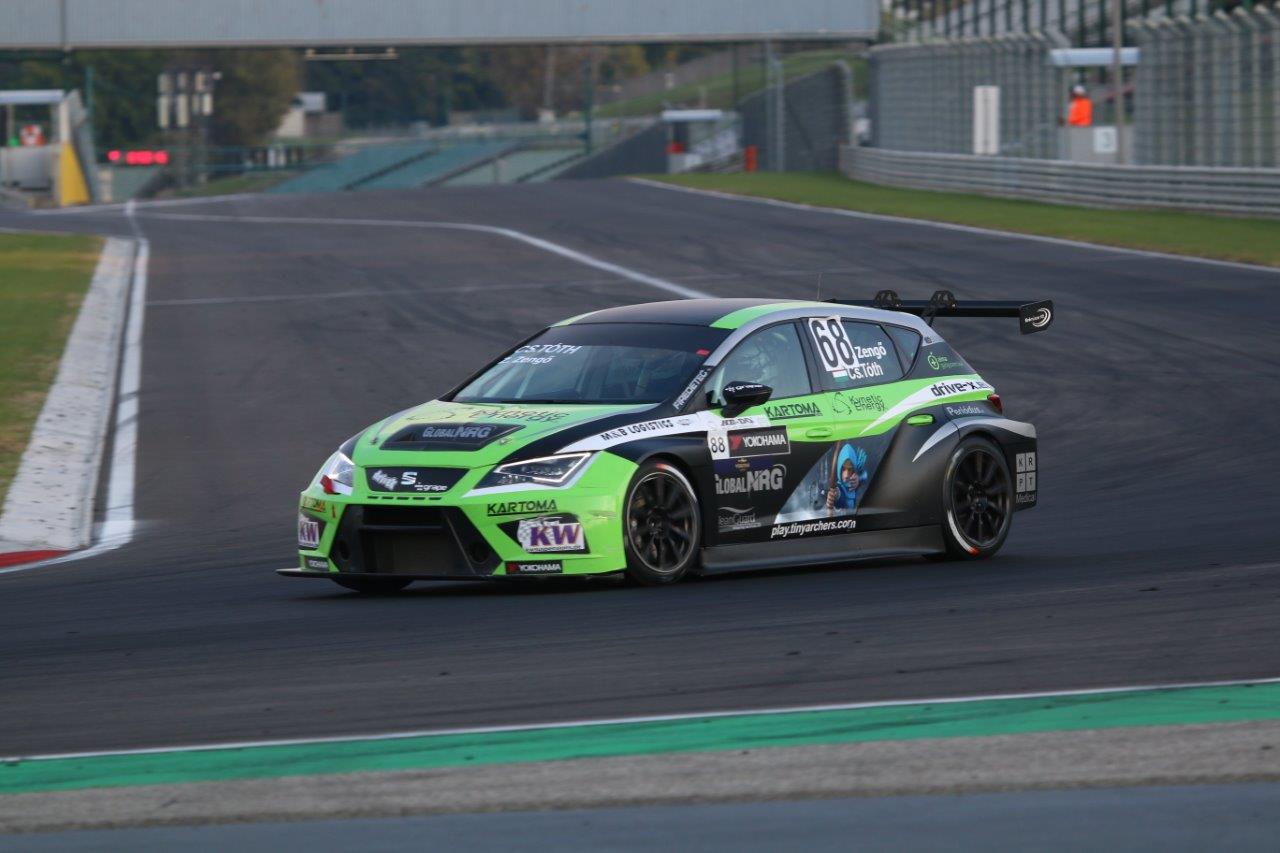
<box><xmin>629</xmin><ymin>178</ymin><xmax>1280</xmax><ymax>276</ymax></box>
<box><xmin>3</xmin><ymin>207</ymin><xmax>699</xmax><ymax>575</ymax></box>
<box><xmin>138</xmin><ymin>211</ymin><xmax>712</xmax><ymax>299</ymax></box>
<box><xmin>8</xmin><ymin>674</ymin><xmax>1279</xmax><ymax>764</ymax></box>
<box><xmin>30</xmin><ymin>192</ymin><xmax>265</xmax><ymax>215</ymax></box>
<box><xmin>0</xmin><ymin>210</ymin><xmax>148</xmax><ymax>576</ymax></box>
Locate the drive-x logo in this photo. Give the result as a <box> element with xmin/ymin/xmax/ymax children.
<box><xmin>517</xmin><ymin>516</ymin><xmax>586</xmax><ymax>553</ymax></box>
<box><xmin>929</xmin><ymin>380</ymin><xmax>990</xmax><ymax>397</ymax></box>
<box><xmin>764</xmin><ymin>401</ymin><xmax>821</xmax><ymax>420</ymax></box>
<box><xmin>715</xmin><ymin>464</ymin><xmax>787</xmax><ymax>497</ymax></box>
<box><xmin>487</xmin><ymin>499</ymin><xmax>558</xmax><ymax>517</ymax></box>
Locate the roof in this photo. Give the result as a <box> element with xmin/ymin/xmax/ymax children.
<box><xmin>0</xmin><ymin>89</ymin><xmax>64</xmax><ymax>107</ymax></box>
<box><xmin>560</xmin><ymin>298</ymin><xmax>938</xmax><ymax>336</ymax></box>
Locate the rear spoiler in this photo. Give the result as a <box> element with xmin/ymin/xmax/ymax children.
<box><xmin>828</xmin><ymin>290</ymin><xmax>1054</xmax><ymax>335</ymax></box>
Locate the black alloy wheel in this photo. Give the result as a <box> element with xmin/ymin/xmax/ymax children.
<box><xmin>623</xmin><ymin>461</ymin><xmax>701</xmax><ymax>585</ymax></box>
<box><xmin>940</xmin><ymin>436</ymin><xmax>1013</xmax><ymax>559</ymax></box>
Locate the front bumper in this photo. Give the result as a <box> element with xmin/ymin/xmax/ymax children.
<box><xmin>293</xmin><ymin>452</ymin><xmax>637</xmax><ymax>579</ymax></box>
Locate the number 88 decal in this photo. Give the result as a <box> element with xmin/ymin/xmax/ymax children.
<box><xmin>808</xmin><ymin>317</ymin><xmax>859</xmax><ymax>376</ymax></box>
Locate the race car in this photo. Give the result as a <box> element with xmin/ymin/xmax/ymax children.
<box><xmin>281</xmin><ymin>292</ymin><xmax>1052</xmax><ymax>592</ymax></box>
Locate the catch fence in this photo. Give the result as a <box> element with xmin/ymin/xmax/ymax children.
<box><xmin>870</xmin><ymin>5</ymin><xmax>1280</xmax><ymax>170</ymax></box>
<box><xmin>1133</xmin><ymin>6</ymin><xmax>1280</xmax><ymax>167</ymax></box>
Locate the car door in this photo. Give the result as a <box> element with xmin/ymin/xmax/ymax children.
<box><xmin>698</xmin><ymin>322</ymin><xmax>832</xmax><ymax>544</ymax></box>
<box><xmin>779</xmin><ymin>316</ymin><xmax>908</xmax><ymax>531</ymax></box>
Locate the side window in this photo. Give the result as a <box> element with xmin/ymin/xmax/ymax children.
<box><xmin>885</xmin><ymin>325</ymin><xmax>922</xmax><ymax>372</ymax></box>
<box><xmin>917</xmin><ymin>341</ymin><xmax>973</xmax><ymax>376</ymax></box>
<box><xmin>806</xmin><ymin>318</ymin><xmax>905</xmax><ymax>391</ymax></box>
<box><xmin>706</xmin><ymin>323</ymin><xmax>812</xmax><ymax>406</ymax></box>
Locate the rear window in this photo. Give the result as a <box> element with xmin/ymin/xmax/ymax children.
<box><xmin>885</xmin><ymin>325</ymin><xmax>922</xmax><ymax>371</ymax></box>
<box><xmin>453</xmin><ymin>323</ymin><xmax>729</xmax><ymax>405</ymax></box>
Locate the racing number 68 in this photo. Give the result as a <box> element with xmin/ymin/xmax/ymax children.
<box><xmin>808</xmin><ymin>317</ymin><xmax>856</xmax><ymax>374</ymax></box>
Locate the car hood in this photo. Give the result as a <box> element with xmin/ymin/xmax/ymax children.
<box><xmin>352</xmin><ymin>399</ymin><xmax>651</xmax><ymax>469</ymax></box>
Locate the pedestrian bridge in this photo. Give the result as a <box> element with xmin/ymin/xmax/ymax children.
<box><xmin>2</xmin><ymin>0</ymin><xmax>879</xmax><ymax>49</ymax></box>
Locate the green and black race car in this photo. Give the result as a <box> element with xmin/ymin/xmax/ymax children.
<box><xmin>281</xmin><ymin>292</ymin><xmax>1052</xmax><ymax>592</ymax></box>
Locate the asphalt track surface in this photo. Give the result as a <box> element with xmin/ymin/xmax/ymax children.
<box><xmin>1</xmin><ymin>181</ymin><xmax>1278</xmax><ymax>757</ymax></box>
<box><xmin>10</xmin><ymin>783</ymin><xmax>1280</xmax><ymax>851</ymax></box>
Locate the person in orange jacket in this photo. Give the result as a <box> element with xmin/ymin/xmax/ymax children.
<box><xmin>1067</xmin><ymin>84</ymin><xmax>1094</xmax><ymax>127</ymax></box>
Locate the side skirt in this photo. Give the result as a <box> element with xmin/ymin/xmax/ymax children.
<box><xmin>699</xmin><ymin>525</ymin><xmax>944</xmax><ymax>574</ymax></box>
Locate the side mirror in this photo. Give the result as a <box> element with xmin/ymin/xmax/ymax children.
<box><xmin>721</xmin><ymin>381</ymin><xmax>772</xmax><ymax>418</ymax></box>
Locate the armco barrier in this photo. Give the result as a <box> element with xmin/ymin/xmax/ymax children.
<box><xmin>841</xmin><ymin>146</ymin><xmax>1280</xmax><ymax>216</ymax></box>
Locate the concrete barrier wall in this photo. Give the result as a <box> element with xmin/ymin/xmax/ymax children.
<box><xmin>841</xmin><ymin>145</ymin><xmax>1280</xmax><ymax>217</ymax></box>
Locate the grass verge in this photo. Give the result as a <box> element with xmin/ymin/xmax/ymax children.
<box><xmin>649</xmin><ymin>172</ymin><xmax>1280</xmax><ymax>267</ymax></box>
<box><xmin>0</xmin><ymin>232</ymin><xmax>103</xmax><ymax>508</ymax></box>
<box><xmin>597</xmin><ymin>51</ymin><xmax>864</xmax><ymax>119</ymax></box>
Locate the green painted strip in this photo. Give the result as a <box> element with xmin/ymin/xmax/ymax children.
<box><xmin>3</xmin><ymin>682</ymin><xmax>1278</xmax><ymax>795</ymax></box>
<box><xmin>710</xmin><ymin>301</ymin><xmax>830</xmax><ymax>329</ymax></box>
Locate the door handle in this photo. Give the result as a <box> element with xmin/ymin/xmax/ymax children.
<box><xmin>804</xmin><ymin>427</ymin><xmax>833</xmax><ymax>439</ymax></box>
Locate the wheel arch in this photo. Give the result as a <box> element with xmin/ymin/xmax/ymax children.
<box><xmin>639</xmin><ymin>451</ymin><xmax>701</xmax><ymax>498</ymax></box>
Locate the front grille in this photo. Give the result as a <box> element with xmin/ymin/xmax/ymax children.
<box><xmin>363</xmin><ymin>505</ymin><xmax>446</xmax><ymax>527</ymax></box>
<box><xmin>331</xmin><ymin>505</ymin><xmax>498</xmax><ymax>578</ymax></box>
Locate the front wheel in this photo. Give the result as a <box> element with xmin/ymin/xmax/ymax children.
<box><xmin>332</xmin><ymin>576</ymin><xmax>412</xmax><ymax>594</ymax></box>
<box><xmin>938</xmin><ymin>436</ymin><xmax>1013</xmax><ymax>560</ymax></box>
<box><xmin>622</xmin><ymin>461</ymin><xmax>702</xmax><ymax>585</ymax></box>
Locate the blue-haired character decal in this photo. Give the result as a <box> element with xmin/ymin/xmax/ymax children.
<box><xmin>825</xmin><ymin>443</ymin><xmax>868</xmax><ymax>515</ymax></box>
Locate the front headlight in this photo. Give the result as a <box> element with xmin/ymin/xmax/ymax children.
<box><xmin>476</xmin><ymin>452</ymin><xmax>593</xmax><ymax>489</ymax></box>
<box><xmin>316</xmin><ymin>450</ymin><xmax>355</xmax><ymax>495</ymax></box>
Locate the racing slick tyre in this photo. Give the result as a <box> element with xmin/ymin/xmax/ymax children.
<box><xmin>622</xmin><ymin>461</ymin><xmax>702</xmax><ymax>586</ymax></box>
<box><xmin>938</xmin><ymin>436</ymin><xmax>1013</xmax><ymax>561</ymax></box>
<box><xmin>331</xmin><ymin>576</ymin><xmax>413</xmax><ymax>594</ymax></box>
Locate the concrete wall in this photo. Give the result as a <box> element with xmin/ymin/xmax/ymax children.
<box><xmin>841</xmin><ymin>145</ymin><xmax>1280</xmax><ymax>217</ymax></box>
<box><xmin>556</xmin><ymin>123</ymin><xmax>667</xmax><ymax>180</ymax></box>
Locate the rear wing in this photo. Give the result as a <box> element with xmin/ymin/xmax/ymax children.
<box><xmin>829</xmin><ymin>290</ymin><xmax>1054</xmax><ymax>335</ymax></box>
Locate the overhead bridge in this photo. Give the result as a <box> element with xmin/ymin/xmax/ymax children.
<box><xmin>1</xmin><ymin>0</ymin><xmax>879</xmax><ymax>49</ymax></box>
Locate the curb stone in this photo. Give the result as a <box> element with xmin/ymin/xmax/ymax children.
<box><xmin>0</xmin><ymin>237</ymin><xmax>136</xmax><ymax>551</ymax></box>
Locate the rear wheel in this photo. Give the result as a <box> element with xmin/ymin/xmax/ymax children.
<box><xmin>938</xmin><ymin>436</ymin><xmax>1013</xmax><ymax>560</ymax></box>
<box><xmin>622</xmin><ymin>461</ymin><xmax>701</xmax><ymax>585</ymax></box>
<box><xmin>332</xmin><ymin>576</ymin><xmax>412</xmax><ymax>594</ymax></box>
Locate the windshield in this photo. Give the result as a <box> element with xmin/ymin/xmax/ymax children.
<box><xmin>453</xmin><ymin>323</ymin><xmax>729</xmax><ymax>405</ymax></box>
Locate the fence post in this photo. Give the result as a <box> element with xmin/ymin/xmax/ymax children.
<box><xmin>1262</xmin><ymin>5</ymin><xmax>1280</xmax><ymax>167</ymax></box>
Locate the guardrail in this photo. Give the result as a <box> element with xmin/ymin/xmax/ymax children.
<box><xmin>841</xmin><ymin>146</ymin><xmax>1280</xmax><ymax>217</ymax></box>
